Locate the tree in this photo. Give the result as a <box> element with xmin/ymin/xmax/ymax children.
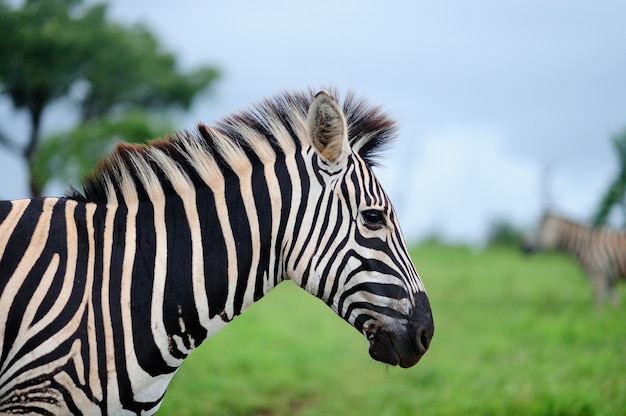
<box><xmin>0</xmin><ymin>0</ymin><xmax>219</xmax><ymax>196</ymax></box>
<box><xmin>32</xmin><ymin>111</ymin><xmax>174</xmax><ymax>191</ymax></box>
<box><xmin>593</xmin><ymin>128</ymin><xmax>626</xmax><ymax>227</ymax></box>
<box><xmin>486</xmin><ymin>218</ymin><xmax>524</xmax><ymax>248</ymax></box>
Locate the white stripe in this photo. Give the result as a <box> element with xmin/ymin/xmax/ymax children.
<box><xmin>84</xmin><ymin>202</ymin><xmax>103</xmax><ymax>400</ymax></box>
<box><xmin>180</xmin><ymin>140</ymin><xmax>239</xmax><ymax>321</ymax></box>
<box><xmin>0</xmin><ymin>199</ymin><xmax>30</xmax><ymax>258</ymax></box>
<box><xmin>0</xmin><ymin>198</ymin><xmax>57</xmax><ymax>372</ymax></box>
<box><xmin>119</xmin><ymin>169</ymin><xmax>150</xmax><ymax>395</ymax></box>
<box><xmin>101</xmin><ymin>179</ymin><xmax>122</xmax><ymax>410</ymax></box>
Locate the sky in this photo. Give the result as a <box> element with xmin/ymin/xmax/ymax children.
<box><xmin>1</xmin><ymin>0</ymin><xmax>625</xmax><ymax>244</ymax></box>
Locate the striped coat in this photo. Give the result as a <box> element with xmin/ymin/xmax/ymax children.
<box><xmin>0</xmin><ymin>89</ymin><xmax>433</xmax><ymax>414</ymax></box>
<box><xmin>525</xmin><ymin>212</ymin><xmax>626</xmax><ymax>306</ymax></box>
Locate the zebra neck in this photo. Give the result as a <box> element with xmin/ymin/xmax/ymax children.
<box><xmin>118</xmin><ymin>195</ymin><xmax>283</xmax><ymax>340</ymax></box>
<box><xmin>85</xmin><ymin>183</ymin><xmax>288</xmax><ymax>406</ymax></box>
<box><xmin>70</xmin><ymin>150</ymin><xmax>294</xmax><ymax>410</ymax></box>
<box><xmin>557</xmin><ymin>221</ymin><xmax>592</xmax><ymax>259</ymax></box>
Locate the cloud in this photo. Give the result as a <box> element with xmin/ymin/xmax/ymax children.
<box><xmin>392</xmin><ymin>126</ymin><xmax>541</xmax><ymax>242</ymax></box>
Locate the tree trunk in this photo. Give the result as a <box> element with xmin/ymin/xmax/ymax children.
<box><xmin>26</xmin><ymin>104</ymin><xmax>43</xmax><ymax>197</ymax></box>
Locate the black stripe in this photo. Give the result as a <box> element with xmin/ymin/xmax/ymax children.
<box><xmin>293</xmin><ymin>191</ymin><xmax>326</xmax><ymax>289</ymax></box>
<box><xmin>354</xmin><ymin>228</ymin><xmax>406</xmax><ymax>280</ymax></box>
<box><xmin>344</xmin><ymin>301</ymin><xmax>406</xmax><ymax>324</ymax></box>
<box><xmin>389</xmin><ymin>210</ymin><xmax>413</xmax><ymax>278</ymax></box>
<box><xmin>362</xmin><ymin>164</ymin><xmax>378</xmax><ymax>206</ymax></box>
<box><xmin>331</xmin><ymin>251</ymin><xmax>403</xmax><ymax>311</ymax></box>
<box><xmin>128</xmin><ymin>199</ymin><xmax>157</xmax><ymax>371</ymax></box>
<box><xmin>198</xmin><ymin>186</ymin><xmax>229</xmax><ymax>319</ymax></box>
<box><xmin>251</xmin><ymin>159</ymin><xmax>273</xmax><ymax>301</ymax></box>
<box><xmin>107</xmin><ymin>204</ymin><xmax>134</xmax><ymax>408</ymax></box>
<box><xmin>91</xmin><ymin>203</ymin><xmax>108</xmax><ymax>412</ymax></box>
<box><xmin>313</xmin><ymin>202</ymin><xmax>348</xmax><ymax>298</ymax></box>
<box><xmin>272</xmin><ymin>152</ymin><xmax>292</xmax><ymax>286</ymax></box>
<box><xmin>284</xmin><ymin>154</ymin><xmax>311</xmax><ymax>275</ymax></box>
<box><xmin>338</xmin><ymin>282</ymin><xmax>408</xmax><ymax>319</ymax></box>
<box><xmin>344</xmin><ymin>164</ymin><xmax>358</xmax><ymax>219</ymax></box>
<box><xmin>323</xmin><ymin>245</ymin><xmax>353</xmax><ymax>306</ymax></box>
<box><xmin>0</xmin><ymin>199</ymin><xmax>42</xmax><ymax>285</ymax></box>
<box><xmin>225</xmin><ymin>171</ymin><xmax>253</xmax><ymax>316</ymax></box>
<box><xmin>354</xmin><ymin>313</ymin><xmax>372</xmax><ymax>333</ymax></box>
<box><xmin>0</xmin><ymin>200</ymin><xmax>11</xmax><ymax>223</ymax></box>
<box><xmin>29</xmin><ymin>200</ymin><xmax>70</xmax><ymax>326</ymax></box>
<box><xmin>163</xmin><ymin>191</ymin><xmax>205</xmax><ymax>357</ymax></box>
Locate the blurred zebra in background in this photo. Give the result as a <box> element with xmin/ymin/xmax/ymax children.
<box><xmin>0</xmin><ymin>89</ymin><xmax>433</xmax><ymax>414</ymax></box>
<box><xmin>524</xmin><ymin>211</ymin><xmax>626</xmax><ymax>307</ymax></box>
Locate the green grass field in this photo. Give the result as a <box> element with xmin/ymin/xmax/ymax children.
<box><xmin>158</xmin><ymin>243</ymin><xmax>626</xmax><ymax>415</ymax></box>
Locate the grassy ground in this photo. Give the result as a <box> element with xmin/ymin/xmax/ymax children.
<box><xmin>158</xmin><ymin>243</ymin><xmax>626</xmax><ymax>415</ymax></box>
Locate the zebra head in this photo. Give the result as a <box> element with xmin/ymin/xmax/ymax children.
<box><xmin>523</xmin><ymin>212</ymin><xmax>561</xmax><ymax>253</ymax></box>
<box><xmin>286</xmin><ymin>91</ymin><xmax>433</xmax><ymax>368</ymax></box>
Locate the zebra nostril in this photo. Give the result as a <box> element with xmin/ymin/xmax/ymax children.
<box><xmin>417</xmin><ymin>326</ymin><xmax>432</xmax><ymax>352</ymax></box>
<box><xmin>412</xmin><ymin>291</ymin><xmax>434</xmax><ymax>354</ymax></box>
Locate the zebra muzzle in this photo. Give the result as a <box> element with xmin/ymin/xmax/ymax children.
<box><xmin>365</xmin><ymin>292</ymin><xmax>434</xmax><ymax>368</ymax></box>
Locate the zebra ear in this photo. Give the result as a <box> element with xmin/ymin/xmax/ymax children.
<box><xmin>307</xmin><ymin>91</ymin><xmax>349</xmax><ymax>165</ymax></box>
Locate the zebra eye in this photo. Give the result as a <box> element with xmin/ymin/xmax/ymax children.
<box><xmin>362</xmin><ymin>209</ymin><xmax>386</xmax><ymax>229</ymax></box>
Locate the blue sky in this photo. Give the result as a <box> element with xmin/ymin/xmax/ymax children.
<box><xmin>1</xmin><ymin>0</ymin><xmax>625</xmax><ymax>243</ymax></box>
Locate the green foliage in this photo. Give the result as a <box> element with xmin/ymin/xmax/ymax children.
<box><xmin>79</xmin><ymin>21</ymin><xmax>219</xmax><ymax>119</ymax></box>
<box><xmin>486</xmin><ymin>218</ymin><xmax>525</xmax><ymax>247</ymax></box>
<box><xmin>32</xmin><ymin>110</ymin><xmax>173</xmax><ymax>191</ymax></box>
<box><xmin>0</xmin><ymin>0</ymin><xmax>99</xmax><ymax>113</ymax></box>
<box><xmin>593</xmin><ymin>127</ymin><xmax>626</xmax><ymax>226</ymax></box>
<box><xmin>0</xmin><ymin>0</ymin><xmax>219</xmax><ymax>195</ymax></box>
<box><xmin>160</xmin><ymin>244</ymin><xmax>626</xmax><ymax>415</ymax></box>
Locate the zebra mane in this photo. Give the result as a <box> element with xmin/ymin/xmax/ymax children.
<box><xmin>67</xmin><ymin>88</ymin><xmax>397</xmax><ymax>203</ymax></box>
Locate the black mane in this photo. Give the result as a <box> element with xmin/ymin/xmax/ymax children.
<box><xmin>67</xmin><ymin>88</ymin><xmax>397</xmax><ymax>203</ymax></box>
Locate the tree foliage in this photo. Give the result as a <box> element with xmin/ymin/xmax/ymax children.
<box><xmin>593</xmin><ymin>128</ymin><xmax>626</xmax><ymax>227</ymax></box>
<box><xmin>486</xmin><ymin>218</ymin><xmax>524</xmax><ymax>248</ymax></box>
<box><xmin>0</xmin><ymin>0</ymin><xmax>219</xmax><ymax>196</ymax></box>
<box><xmin>79</xmin><ymin>17</ymin><xmax>219</xmax><ymax>120</ymax></box>
<box><xmin>32</xmin><ymin>111</ymin><xmax>174</xmax><ymax>191</ymax></box>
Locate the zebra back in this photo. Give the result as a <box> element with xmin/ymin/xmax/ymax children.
<box><xmin>525</xmin><ymin>211</ymin><xmax>626</xmax><ymax>306</ymax></box>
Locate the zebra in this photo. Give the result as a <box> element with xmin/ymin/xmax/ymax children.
<box><xmin>0</xmin><ymin>89</ymin><xmax>434</xmax><ymax>414</ymax></box>
<box><xmin>524</xmin><ymin>211</ymin><xmax>626</xmax><ymax>307</ymax></box>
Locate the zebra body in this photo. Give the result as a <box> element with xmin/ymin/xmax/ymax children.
<box><xmin>0</xmin><ymin>90</ymin><xmax>433</xmax><ymax>414</ymax></box>
<box><xmin>525</xmin><ymin>212</ymin><xmax>626</xmax><ymax>306</ymax></box>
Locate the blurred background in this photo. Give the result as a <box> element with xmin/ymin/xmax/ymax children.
<box><xmin>2</xmin><ymin>0</ymin><xmax>625</xmax><ymax>245</ymax></box>
<box><xmin>2</xmin><ymin>2</ymin><xmax>626</xmax><ymax>415</ymax></box>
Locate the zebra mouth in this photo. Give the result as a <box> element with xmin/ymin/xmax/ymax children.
<box><xmin>365</xmin><ymin>322</ymin><xmax>432</xmax><ymax>368</ymax></box>
<box><xmin>364</xmin><ymin>293</ymin><xmax>434</xmax><ymax>368</ymax></box>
